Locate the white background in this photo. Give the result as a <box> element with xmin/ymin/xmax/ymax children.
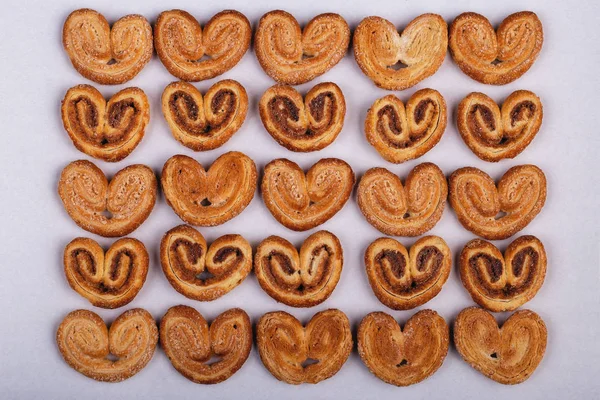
<box><xmin>1</xmin><ymin>0</ymin><xmax>599</xmax><ymax>398</ymax></box>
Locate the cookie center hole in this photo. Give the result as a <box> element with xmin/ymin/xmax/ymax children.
<box><xmin>205</xmin><ymin>354</ymin><xmax>222</xmax><ymax>366</ymax></box>
<box><xmin>389</xmin><ymin>60</ymin><xmax>408</xmax><ymax>70</ymax></box>
<box><xmin>490</xmin><ymin>352</ymin><xmax>498</xmax><ymax>359</ymax></box>
<box><xmin>196</xmin><ymin>270</ymin><xmax>215</xmax><ymax>280</ymax></box>
<box><xmin>106</xmin><ymin>354</ymin><xmax>119</xmax><ymax>362</ymax></box>
<box><xmin>200</xmin><ymin>198</ymin><xmax>212</xmax><ymax>207</ymax></box>
<box><xmin>301</xmin><ymin>358</ymin><xmax>319</xmax><ymax>368</ymax></box>
<box><xmin>491</xmin><ymin>59</ymin><xmax>502</xmax><ymax>65</ymax></box>
<box><xmin>107</xmin><ymin>58</ymin><xmax>117</xmax><ymax>65</ymax></box>
<box><xmin>494</xmin><ymin>211</ymin><xmax>507</xmax><ymax>220</ymax></box>
<box><xmin>396</xmin><ymin>359</ymin><xmax>408</xmax><ymax>367</ymax></box>
<box><xmin>99</xmin><ymin>209</ymin><xmax>114</xmax><ymax>219</ymax></box>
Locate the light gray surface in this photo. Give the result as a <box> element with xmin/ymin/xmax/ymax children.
<box><xmin>1</xmin><ymin>0</ymin><xmax>599</xmax><ymax>398</ymax></box>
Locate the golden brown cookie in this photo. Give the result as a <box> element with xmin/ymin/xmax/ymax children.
<box><xmin>254</xmin><ymin>11</ymin><xmax>350</xmax><ymax>85</ymax></box>
<box><xmin>358</xmin><ymin>310</ymin><xmax>449</xmax><ymax>386</ymax></box>
<box><xmin>161</xmin><ymin>80</ymin><xmax>248</xmax><ymax>151</ymax></box>
<box><xmin>262</xmin><ymin>158</ymin><xmax>354</xmax><ymax>231</ymax></box>
<box><xmin>161</xmin><ymin>152</ymin><xmax>257</xmax><ymax>226</ymax></box>
<box><xmin>353</xmin><ymin>15</ymin><xmax>448</xmax><ymax>90</ymax></box>
<box><xmin>58</xmin><ymin>160</ymin><xmax>157</xmax><ymax>237</ymax></box>
<box><xmin>257</xmin><ymin>309</ymin><xmax>352</xmax><ymax>384</ymax></box>
<box><xmin>160</xmin><ymin>305</ymin><xmax>252</xmax><ymax>384</ymax></box>
<box><xmin>460</xmin><ymin>236</ymin><xmax>546</xmax><ymax>312</ymax></box>
<box><xmin>154</xmin><ymin>10</ymin><xmax>251</xmax><ymax>81</ymax></box>
<box><xmin>365</xmin><ymin>89</ymin><xmax>447</xmax><ymax>163</ymax></box>
<box><xmin>56</xmin><ymin>308</ymin><xmax>158</xmax><ymax>382</ymax></box>
<box><xmin>454</xmin><ymin>307</ymin><xmax>547</xmax><ymax>384</ymax></box>
<box><xmin>457</xmin><ymin>91</ymin><xmax>543</xmax><ymax>162</ymax></box>
<box><xmin>365</xmin><ymin>236</ymin><xmax>451</xmax><ymax>310</ymax></box>
<box><xmin>448</xmin><ymin>165</ymin><xmax>546</xmax><ymax>240</ymax></box>
<box><xmin>63</xmin><ymin>9</ymin><xmax>152</xmax><ymax>85</ymax></box>
<box><xmin>357</xmin><ymin>163</ymin><xmax>447</xmax><ymax>236</ymax></box>
<box><xmin>259</xmin><ymin>82</ymin><xmax>345</xmax><ymax>152</ymax></box>
<box><xmin>449</xmin><ymin>12</ymin><xmax>543</xmax><ymax>85</ymax></box>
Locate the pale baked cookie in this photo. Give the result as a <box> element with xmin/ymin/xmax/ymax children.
<box><xmin>63</xmin><ymin>9</ymin><xmax>152</xmax><ymax>85</ymax></box>
<box><xmin>353</xmin><ymin>14</ymin><xmax>447</xmax><ymax>90</ymax></box>
<box><xmin>154</xmin><ymin>10</ymin><xmax>251</xmax><ymax>81</ymax></box>
<box><xmin>255</xmin><ymin>11</ymin><xmax>350</xmax><ymax>85</ymax></box>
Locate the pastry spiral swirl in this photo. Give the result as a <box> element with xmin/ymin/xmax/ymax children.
<box><xmin>357</xmin><ymin>163</ymin><xmax>447</xmax><ymax>236</ymax></box>
<box><xmin>460</xmin><ymin>236</ymin><xmax>546</xmax><ymax>312</ymax></box>
<box><xmin>58</xmin><ymin>160</ymin><xmax>157</xmax><ymax>237</ymax></box>
<box><xmin>160</xmin><ymin>225</ymin><xmax>252</xmax><ymax>301</ymax></box>
<box><xmin>160</xmin><ymin>305</ymin><xmax>252</xmax><ymax>384</ymax></box>
<box><xmin>255</xmin><ymin>231</ymin><xmax>343</xmax><ymax>307</ymax></box>
<box><xmin>56</xmin><ymin>308</ymin><xmax>158</xmax><ymax>382</ymax></box>
<box><xmin>254</xmin><ymin>11</ymin><xmax>350</xmax><ymax>85</ymax></box>
<box><xmin>259</xmin><ymin>82</ymin><xmax>345</xmax><ymax>152</ymax></box>
<box><xmin>448</xmin><ymin>165</ymin><xmax>546</xmax><ymax>240</ymax></box>
<box><xmin>358</xmin><ymin>310</ymin><xmax>449</xmax><ymax>386</ymax></box>
<box><xmin>161</xmin><ymin>80</ymin><xmax>248</xmax><ymax>151</ymax></box>
<box><xmin>353</xmin><ymin>14</ymin><xmax>448</xmax><ymax>90</ymax></box>
<box><xmin>457</xmin><ymin>91</ymin><xmax>543</xmax><ymax>162</ymax></box>
<box><xmin>454</xmin><ymin>307</ymin><xmax>547</xmax><ymax>384</ymax></box>
<box><xmin>449</xmin><ymin>12</ymin><xmax>543</xmax><ymax>85</ymax></box>
<box><xmin>62</xmin><ymin>9</ymin><xmax>153</xmax><ymax>85</ymax></box>
<box><xmin>365</xmin><ymin>236</ymin><xmax>451</xmax><ymax>310</ymax></box>
<box><xmin>257</xmin><ymin>309</ymin><xmax>352</xmax><ymax>384</ymax></box>
<box><xmin>365</xmin><ymin>89</ymin><xmax>447</xmax><ymax>163</ymax></box>
<box><xmin>61</xmin><ymin>85</ymin><xmax>149</xmax><ymax>162</ymax></box>
<box><xmin>262</xmin><ymin>158</ymin><xmax>354</xmax><ymax>231</ymax></box>
<box><xmin>154</xmin><ymin>10</ymin><xmax>251</xmax><ymax>81</ymax></box>
<box><xmin>64</xmin><ymin>237</ymin><xmax>148</xmax><ymax>309</ymax></box>
<box><xmin>161</xmin><ymin>152</ymin><xmax>257</xmax><ymax>226</ymax></box>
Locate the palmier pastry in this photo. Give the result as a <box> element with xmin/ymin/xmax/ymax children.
<box><xmin>262</xmin><ymin>158</ymin><xmax>354</xmax><ymax>231</ymax></box>
<box><xmin>257</xmin><ymin>309</ymin><xmax>352</xmax><ymax>384</ymax></box>
<box><xmin>365</xmin><ymin>236</ymin><xmax>450</xmax><ymax>310</ymax></box>
<box><xmin>160</xmin><ymin>225</ymin><xmax>252</xmax><ymax>301</ymax></box>
<box><xmin>365</xmin><ymin>89</ymin><xmax>447</xmax><ymax>163</ymax></box>
<box><xmin>255</xmin><ymin>231</ymin><xmax>343</xmax><ymax>307</ymax></box>
<box><xmin>63</xmin><ymin>9</ymin><xmax>152</xmax><ymax>85</ymax></box>
<box><xmin>160</xmin><ymin>305</ymin><xmax>252</xmax><ymax>384</ymax></box>
<box><xmin>353</xmin><ymin>14</ymin><xmax>447</xmax><ymax>90</ymax></box>
<box><xmin>61</xmin><ymin>85</ymin><xmax>149</xmax><ymax>162</ymax></box>
<box><xmin>161</xmin><ymin>152</ymin><xmax>257</xmax><ymax>226</ymax></box>
<box><xmin>358</xmin><ymin>310</ymin><xmax>449</xmax><ymax>386</ymax></box>
<box><xmin>448</xmin><ymin>165</ymin><xmax>546</xmax><ymax>240</ymax></box>
<box><xmin>454</xmin><ymin>307</ymin><xmax>547</xmax><ymax>384</ymax></box>
<box><xmin>460</xmin><ymin>236</ymin><xmax>546</xmax><ymax>312</ymax></box>
<box><xmin>259</xmin><ymin>82</ymin><xmax>345</xmax><ymax>152</ymax></box>
<box><xmin>357</xmin><ymin>163</ymin><xmax>447</xmax><ymax>236</ymax></box>
<box><xmin>58</xmin><ymin>160</ymin><xmax>157</xmax><ymax>237</ymax></box>
<box><xmin>449</xmin><ymin>12</ymin><xmax>543</xmax><ymax>85</ymax></box>
<box><xmin>56</xmin><ymin>308</ymin><xmax>158</xmax><ymax>382</ymax></box>
<box><xmin>457</xmin><ymin>91</ymin><xmax>543</xmax><ymax>162</ymax></box>
<box><xmin>154</xmin><ymin>10</ymin><xmax>251</xmax><ymax>81</ymax></box>
<box><xmin>161</xmin><ymin>80</ymin><xmax>248</xmax><ymax>151</ymax></box>
<box><xmin>64</xmin><ymin>237</ymin><xmax>149</xmax><ymax>309</ymax></box>
<box><xmin>254</xmin><ymin>11</ymin><xmax>350</xmax><ymax>85</ymax></box>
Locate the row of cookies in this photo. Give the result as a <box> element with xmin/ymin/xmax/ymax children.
<box><xmin>63</xmin><ymin>9</ymin><xmax>543</xmax><ymax>88</ymax></box>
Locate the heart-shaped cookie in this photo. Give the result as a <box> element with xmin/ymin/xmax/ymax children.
<box><xmin>64</xmin><ymin>237</ymin><xmax>148</xmax><ymax>309</ymax></box>
<box><xmin>255</xmin><ymin>11</ymin><xmax>350</xmax><ymax>85</ymax></box>
<box><xmin>449</xmin><ymin>12</ymin><xmax>543</xmax><ymax>84</ymax></box>
<box><xmin>365</xmin><ymin>236</ymin><xmax>451</xmax><ymax>310</ymax></box>
<box><xmin>161</xmin><ymin>80</ymin><xmax>248</xmax><ymax>151</ymax></box>
<box><xmin>63</xmin><ymin>9</ymin><xmax>153</xmax><ymax>85</ymax></box>
<box><xmin>357</xmin><ymin>163</ymin><xmax>447</xmax><ymax>236</ymax></box>
<box><xmin>160</xmin><ymin>305</ymin><xmax>252</xmax><ymax>384</ymax></box>
<box><xmin>56</xmin><ymin>308</ymin><xmax>158</xmax><ymax>382</ymax></box>
<box><xmin>460</xmin><ymin>236</ymin><xmax>546</xmax><ymax>312</ymax></box>
<box><xmin>358</xmin><ymin>310</ymin><xmax>449</xmax><ymax>386</ymax></box>
<box><xmin>58</xmin><ymin>160</ymin><xmax>157</xmax><ymax>237</ymax></box>
<box><xmin>257</xmin><ymin>309</ymin><xmax>352</xmax><ymax>384</ymax></box>
<box><xmin>259</xmin><ymin>82</ymin><xmax>345</xmax><ymax>152</ymax></box>
<box><xmin>365</xmin><ymin>89</ymin><xmax>447</xmax><ymax>163</ymax></box>
<box><xmin>448</xmin><ymin>165</ymin><xmax>546</xmax><ymax>240</ymax></box>
<box><xmin>154</xmin><ymin>10</ymin><xmax>251</xmax><ymax>81</ymax></box>
<box><xmin>454</xmin><ymin>307</ymin><xmax>547</xmax><ymax>384</ymax></box>
<box><xmin>161</xmin><ymin>152</ymin><xmax>257</xmax><ymax>226</ymax></box>
<box><xmin>353</xmin><ymin>14</ymin><xmax>448</xmax><ymax>90</ymax></box>
<box><xmin>255</xmin><ymin>231</ymin><xmax>343</xmax><ymax>307</ymax></box>
<box><xmin>262</xmin><ymin>158</ymin><xmax>354</xmax><ymax>231</ymax></box>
